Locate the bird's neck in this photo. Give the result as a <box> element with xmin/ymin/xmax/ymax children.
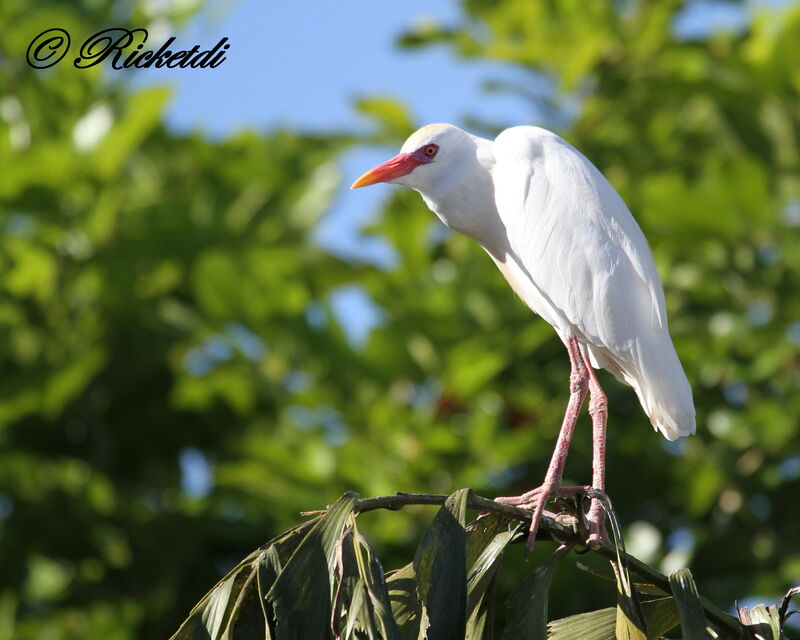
<box><xmin>418</xmin><ymin>137</ymin><xmax>508</xmax><ymax>255</ymax></box>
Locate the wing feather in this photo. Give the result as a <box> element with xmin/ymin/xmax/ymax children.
<box><xmin>490</xmin><ymin>126</ymin><xmax>695</xmax><ymax>439</ymax></box>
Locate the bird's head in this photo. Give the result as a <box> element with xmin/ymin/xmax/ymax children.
<box><xmin>351</xmin><ymin>123</ymin><xmax>471</xmax><ymax>192</ymax></box>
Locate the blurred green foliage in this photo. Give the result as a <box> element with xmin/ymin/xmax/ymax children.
<box><xmin>1</xmin><ymin>0</ymin><xmax>799</xmax><ymax>638</ymax></box>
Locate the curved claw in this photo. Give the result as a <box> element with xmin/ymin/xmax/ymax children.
<box><xmin>585</xmin><ymin>497</ymin><xmax>607</xmax><ymax>548</ymax></box>
<box><xmin>495</xmin><ymin>483</ymin><xmax>563</xmax><ymax>554</ymax></box>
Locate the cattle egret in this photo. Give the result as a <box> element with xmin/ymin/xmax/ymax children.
<box><xmin>352</xmin><ymin>124</ymin><xmax>695</xmax><ymax>549</ymax></box>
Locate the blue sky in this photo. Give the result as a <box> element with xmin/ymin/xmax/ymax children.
<box><xmin>139</xmin><ymin>1</ymin><xmax>532</xmax><ymax>133</ymax></box>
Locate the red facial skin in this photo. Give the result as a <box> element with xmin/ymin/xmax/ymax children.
<box><xmin>351</xmin><ymin>144</ymin><xmax>438</xmax><ymax>189</ymax></box>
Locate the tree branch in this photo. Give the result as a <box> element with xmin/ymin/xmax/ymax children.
<box><xmin>345</xmin><ymin>490</ymin><xmax>742</xmax><ymax>638</ymax></box>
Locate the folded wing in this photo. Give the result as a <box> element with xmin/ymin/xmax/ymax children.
<box><xmin>490</xmin><ymin>126</ymin><xmax>695</xmax><ymax>439</ymax></box>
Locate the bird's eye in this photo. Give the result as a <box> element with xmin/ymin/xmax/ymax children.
<box><xmin>424</xmin><ymin>144</ymin><xmax>438</xmax><ymax>157</ymax></box>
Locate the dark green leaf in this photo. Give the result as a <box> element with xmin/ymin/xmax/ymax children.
<box><xmin>669</xmin><ymin>569</ymin><xmax>711</xmax><ymax>640</ymax></box>
<box><xmin>170</xmin><ymin>565</ymin><xmax>251</xmax><ymax>640</ymax></box>
<box><xmin>639</xmin><ymin>597</ymin><xmax>681</xmax><ymax>639</ymax></box>
<box><xmin>412</xmin><ymin>488</ymin><xmax>470</xmax><ymax>640</ymax></box>
<box><xmin>336</xmin><ymin>522</ymin><xmax>402</xmax><ymax>640</ymax></box>
<box><xmin>574</xmin><ymin>562</ymin><xmax>668</xmax><ymax>597</ymax></box>
<box><xmin>226</xmin><ymin>566</ymin><xmax>269</xmax><ymax>639</ymax></box>
<box><xmin>465</xmin><ymin>514</ymin><xmax>522</xmax><ymax>639</ymax></box>
<box><xmin>355</xmin><ymin>531</ymin><xmax>402</xmax><ymax>639</ymax></box>
<box><xmin>778</xmin><ymin>586</ymin><xmax>800</xmax><ymax>629</ymax></box>
<box><xmin>386</xmin><ymin>562</ymin><xmax>426</xmax><ymax>640</ymax></box>
<box><xmin>256</xmin><ymin>548</ymin><xmax>284</xmax><ymax>640</ymax></box>
<box><xmin>501</xmin><ymin>544</ymin><xmax>569</xmax><ymax>639</ymax></box>
<box><xmin>267</xmin><ymin>492</ymin><xmax>358</xmax><ymax>639</ymax></box>
<box><xmin>170</xmin><ymin>518</ymin><xmax>316</xmax><ymax>640</ymax></box>
<box><xmin>466</xmin><ymin>566</ymin><xmax>499</xmax><ymax>640</ymax></box>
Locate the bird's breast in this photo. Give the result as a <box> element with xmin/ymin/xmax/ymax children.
<box><xmin>488</xmin><ymin>252</ymin><xmax>568</xmax><ymax>332</ymax></box>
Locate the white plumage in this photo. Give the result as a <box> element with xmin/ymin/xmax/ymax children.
<box><xmin>352</xmin><ymin>123</ymin><xmax>696</xmax><ymax>546</ymax></box>
<box><xmin>491</xmin><ymin>126</ymin><xmax>695</xmax><ymax>440</ymax></box>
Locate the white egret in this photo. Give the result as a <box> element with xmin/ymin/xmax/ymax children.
<box><xmin>352</xmin><ymin>124</ymin><xmax>695</xmax><ymax>549</ymax></box>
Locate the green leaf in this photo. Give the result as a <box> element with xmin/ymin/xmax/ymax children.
<box><xmin>256</xmin><ymin>548</ymin><xmax>284</xmax><ymax>640</ymax></box>
<box><xmin>465</xmin><ymin>514</ymin><xmax>522</xmax><ymax>639</ymax></box>
<box><xmin>501</xmin><ymin>544</ymin><xmax>569</xmax><ymax>640</ymax></box>
<box><xmin>170</xmin><ymin>519</ymin><xmax>317</xmax><ymax>640</ymax></box>
<box><xmin>170</xmin><ymin>565</ymin><xmax>251</xmax><ymax>640</ymax></box>
<box><xmin>669</xmin><ymin>569</ymin><xmax>711</xmax><ymax>640</ymax></box>
<box><xmin>386</xmin><ymin>562</ymin><xmax>427</xmax><ymax>640</ymax></box>
<box><xmin>267</xmin><ymin>492</ymin><xmax>358</xmax><ymax>639</ymax></box>
<box><xmin>412</xmin><ymin>488</ymin><xmax>470</xmax><ymax>640</ymax></box>
<box><xmin>225</xmin><ymin>566</ymin><xmax>269</xmax><ymax>639</ymax></box>
<box><xmin>614</xmin><ymin>583</ymin><xmax>648</xmax><ymax>640</ymax></box>
<box><xmin>355</xmin><ymin>97</ymin><xmax>414</xmax><ymax>142</ymax></box>
<box><xmin>335</xmin><ymin>521</ymin><xmax>402</xmax><ymax>640</ymax></box>
<box><xmin>464</xmin><ymin>515</ymin><xmax>521</xmax><ymax>639</ymax></box>
<box><xmin>465</xmin><ymin>567</ymin><xmax>499</xmax><ymax>640</ymax></box>
<box><xmin>91</xmin><ymin>87</ymin><xmax>171</xmax><ymax>178</ymax></box>
<box><xmin>598</xmin><ymin>493</ymin><xmax>648</xmax><ymax>640</ymax></box>
<box><xmin>549</xmin><ymin>607</ymin><xmax>617</xmax><ymax>640</ymax></box>
<box><xmin>548</xmin><ymin>597</ymin><xmax>680</xmax><ymax>640</ymax></box>
<box><xmin>355</xmin><ymin>531</ymin><xmax>402</xmax><ymax>639</ymax></box>
<box><xmin>446</xmin><ymin>338</ymin><xmax>508</xmax><ymax>396</ymax></box>
<box><xmin>290</xmin><ymin>161</ymin><xmax>342</xmax><ymax>230</ymax></box>
<box><xmin>574</xmin><ymin>562</ymin><xmax>669</xmax><ymax>597</ymax></box>
<box><xmin>466</xmin><ymin>514</ymin><xmax>520</xmax><ymax>605</ymax></box>
<box><xmin>263</xmin><ymin>518</ymin><xmax>321</xmax><ymax>566</ymax></box>
<box><xmin>332</xmin><ymin>528</ymin><xmax>359</xmax><ymax>638</ymax></box>
<box><xmin>640</xmin><ymin>597</ymin><xmax>682</xmax><ymax>640</ymax></box>
<box><xmin>778</xmin><ymin>586</ymin><xmax>800</xmax><ymax>630</ymax></box>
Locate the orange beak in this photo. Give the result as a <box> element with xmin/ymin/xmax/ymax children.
<box><xmin>350</xmin><ymin>153</ymin><xmax>421</xmax><ymax>189</ymax></box>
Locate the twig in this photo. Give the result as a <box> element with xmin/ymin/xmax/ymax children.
<box><xmin>324</xmin><ymin>490</ymin><xmax>742</xmax><ymax>639</ymax></box>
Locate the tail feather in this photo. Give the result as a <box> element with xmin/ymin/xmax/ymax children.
<box><xmin>586</xmin><ymin>339</ymin><xmax>695</xmax><ymax>440</ymax></box>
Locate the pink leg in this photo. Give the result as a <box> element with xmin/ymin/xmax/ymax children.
<box><xmin>583</xmin><ymin>354</ymin><xmax>608</xmax><ymax>547</ymax></box>
<box><xmin>496</xmin><ymin>335</ymin><xmax>589</xmax><ymax>552</ymax></box>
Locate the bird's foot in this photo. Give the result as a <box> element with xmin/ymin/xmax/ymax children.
<box><xmin>585</xmin><ymin>498</ymin><xmax>606</xmax><ymax>548</ymax></box>
<box><xmin>495</xmin><ymin>484</ymin><xmax>607</xmax><ymax>553</ymax></box>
